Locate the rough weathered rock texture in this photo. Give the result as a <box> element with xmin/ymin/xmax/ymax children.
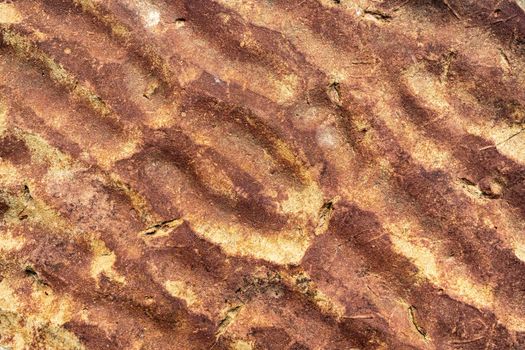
<box><xmin>0</xmin><ymin>0</ymin><xmax>525</xmax><ymax>349</ymax></box>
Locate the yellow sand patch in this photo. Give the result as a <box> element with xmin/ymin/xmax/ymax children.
<box><xmin>496</xmin><ymin>130</ymin><xmax>525</xmax><ymax>164</ymax></box>
<box><xmin>0</xmin><ymin>279</ymin><xmax>19</xmax><ymax>313</ymax></box>
<box><xmin>0</xmin><ymin>161</ymin><xmax>22</xmax><ymax>187</ymax></box>
<box><xmin>0</xmin><ymin>4</ymin><xmax>22</xmax><ymax>24</ymax></box>
<box><xmin>403</xmin><ymin>65</ymin><xmax>449</xmax><ymax>110</ymax></box>
<box><xmin>164</xmin><ymin>280</ymin><xmax>200</xmax><ymax>308</ymax></box>
<box><xmin>503</xmin><ymin>313</ymin><xmax>525</xmax><ymax>332</ymax></box>
<box><xmin>0</xmin><ymin>100</ymin><xmax>7</xmax><ymax>136</ymax></box>
<box><xmin>90</xmin><ymin>238</ymin><xmax>126</xmax><ymax>285</ymax></box>
<box><xmin>276</xmin><ymin>74</ymin><xmax>300</xmax><ymax>104</ymax></box>
<box><xmin>280</xmin><ymin>184</ymin><xmax>323</xmax><ymax>219</ymax></box>
<box><xmin>230</xmin><ymin>339</ymin><xmax>254</xmax><ymax>350</ymax></box>
<box><xmin>30</xmin><ymin>284</ymin><xmax>73</xmax><ymax>326</ymax></box>
<box><xmin>146</xmin><ymin>102</ymin><xmax>179</xmax><ymax>129</ymax></box>
<box><xmin>390</xmin><ymin>235</ymin><xmax>440</xmax><ymax>281</ymax></box>
<box><xmin>514</xmin><ymin>241</ymin><xmax>525</xmax><ymax>263</ymax></box>
<box><xmin>0</xmin><ymin>230</ymin><xmax>24</xmax><ymax>252</ymax></box>
<box><xmin>190</xmin><ymin>220</ymin><xmax>310</xmax><ymax>265</ymax></box>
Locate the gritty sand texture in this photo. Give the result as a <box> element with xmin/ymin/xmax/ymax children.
<box><xmin>0</xmin><ymin>0</ymin><xmax>525</xmax><ymax>349</ymax></box>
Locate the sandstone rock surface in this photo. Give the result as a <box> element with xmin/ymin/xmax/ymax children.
<box><xmin>1</xmin><ymin>0</ymin><xmax>525</xmax><ymax>349</ymax></box>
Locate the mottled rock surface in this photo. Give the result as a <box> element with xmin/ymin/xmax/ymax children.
<box><xmin>0</xmin><ymin>0</ymin><xmax>525</xmax><ymax>349</ymax></box>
